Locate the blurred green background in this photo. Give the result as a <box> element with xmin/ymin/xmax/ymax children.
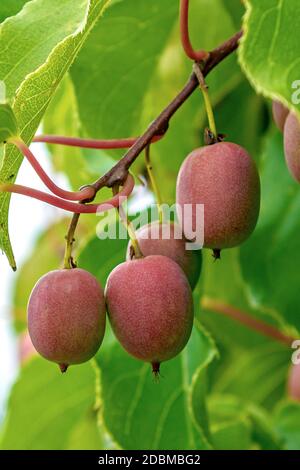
<box><xmin>0</xmin><ymin>0</ymin><xmax>300</xmax><ymax>450</ymax></box>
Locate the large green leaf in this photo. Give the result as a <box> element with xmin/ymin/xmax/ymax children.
<box><xmin>222</xmin><ymin>0</ymin><xmax>245</xmax><ymax>29</ymax></box>
<box><xmin>274</xmin><ymin>401</ymin><xmax>300</xmax><ymax>450</ymax></box>
<box><xmin>0</xmin><ymin>103</ymin><xmax>19</xmax><ymax>142</ymax></box>
<box><xmin>0</xmin><ymin>358</ymin><xmax>97</xmax><ymax>450</ymax></box>
<box><xmin>212</xmin><ymin>342</ymin><xmax>290</xmax><ymax>410</ymax></box>
<box><xmin>239</xmin><ymin>0</ymin><xmax>300</xmax><ymax>113</ymax></box>
<box><xmin>71</xmin><ymin>0</ymin><xmax>178</xmax><ymax>140</ymax></box>
<box><xmin>0</xmin><ymin>0</ymin><xmax>111</xmax><ymax>269</ymax></box>
<box><xmin>207</xmin><ymin>395</ymin><xmax>281</xmax><ymax>450</ymax></box>
<box><xmin>0</xmin><ymin>0</ymin><xmax>29</xmax><ymax>23</ymax></box>
<box><xmin>96</xmin><ymin>326</ymin><xmax>215</xmax><ymax>450</ymax></box>
<box><xmin>240</xmin><ymin>132</ymin><xmax>300</xmax><ymax>332</ymax></box>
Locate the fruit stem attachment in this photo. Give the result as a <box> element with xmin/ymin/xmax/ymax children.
<box><xmin>112</xmin><ymin>184</ymin><xmax>143</xmax><ymax>259</ymax></box>
<box><xmin>145</xmin><ymin>144</ymin><xmax>164</xmax><ymax>224</ymax></box>
<box><xmin>59</xmin><ymin>363</ymin><xmax>68</xmax><ymax>373</ymax></box>
<box><xmin>64</xmin><ymin>213</ymin><xmax>80</xmax><ymax>269</ymax></box>
<box><xmin>193</xmin><ymin>63</ymin><xmax>218</xmax><ymax>141</ymax></box>
<box><xmin>180</xmin><ymin>0</ymin><xmax>209</xmax><ymax>62</ymax></box>
<box><xmin>152</xmin><ymin>362</ymin><xmax>161</xmax><ymax>379</ymax></box>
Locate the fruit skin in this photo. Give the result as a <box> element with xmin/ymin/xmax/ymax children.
<box><xmin>126</xmin><ymin>221</ymin><xmax>202</xmax><ymax>290</ymax></box>
<box><xmin>105</xmin><ymin>255</ymin><xmax>193</xmax><ymax>368</ymax></box>
<box><xmin>176</xmin><ymin>142</ymin><xmax>260</xmax><ymax>250</ymax></box>
<box><xmin>28</xmin><ymin>268</ymin><xmax>106</xmax><ymax>370</ymax></box>
<box><xmin>284</xmin><ymin>112</ymin><xmax>300</xmax><ymax>183</ymax></box>
<box><xmin>272</xmin><ymin>101</ymin><xmax>289</xmax><ymax>132</ymax></box>
<box><xmin>288</xmin><ymin>364</ymin><xmax>300</xmax><ymax>401</ymax></box>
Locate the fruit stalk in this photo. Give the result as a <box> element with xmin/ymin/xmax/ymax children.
<box><xmin>193</xmin><ymin>63</ymin><xmax>218</xmax><ymax>140</ymax></box>
<box><xmin>112</xmin><ymin>184</ymin><xmax>143</xmax><ymax>258</ymax></box>
<box><xmin>33</xmin><ymin>134</ymin><xmax>164</xmax><ymax>149</ymax></box>
<box><xmin>64</xmin><ymin>213</ymin><xmax>80</xmax><ymax>269</ymax></box>
<box><xmin>145</xmin><ymin>144</ymin><xmax>164</xmax><ymax>223</ymax></box>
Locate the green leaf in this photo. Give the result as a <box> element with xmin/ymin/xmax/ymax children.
<box><xmin>222</xmin><ymin>0</ymin><xmax>245</xmax><ymax>29</ymax></box>
<box><xmin>66</xmin><ymin>409</ymin><xmax>104</xmax><ymax>450</ymax></box>
<box><xmin>96</xmin><ymin>326</ymin><xmax>215</xmax><ymax>450</ymax></box>
<box><xmin>0</xmin><ymin>103</ymin><xmax>18</xmax><ymax>143</ymax></box>
<box><xmin>0</xmin><ymin>0</ymin><xmax>29</xmax><ymax>23</ymax></box>
<box><xmin>211</xmin><ymin>419</ymin><xmax>252</xmax><ymax>450</ymax></box>
<box><xmin>207</xmin><ymin>395</ymin><xmax>281</xmax><ymax>450</ymax></box>
<box><xmin>201</xmin><ymin>247</ymin><xmax>286</xmax><ymax>351</ymax></box>
<box><xmin>0</xmin><ymin>358</ymin><xmax>97</xmax><ymax>450</ymax></box>
<box><xmin>239</xmin><ymin>0</ymin><xmax>300</xmax><ymax>114</ymax></box>
<box><xmin>0</xmin><ymin>0</ymin><xmax>112</xmax><ymax>269</ymax></box>
<box><xmin>71</xmin><ymin>0</ymin><xmax>178</xmax><ymax>140</ymax></box>
<box><xmin>274</xmin><ymin>401</ymin><xmax>300</xmax><ymax>450</ymax></box>
<box><xmin>212</xmin><ymin>342</ymin><xmax>290</xmax><ymax>410</ymax></box>
<box><xmin>240</xmin><ymin>132</ymin><xmax>300</xmax><ymax>332</ymax></box>
<box><xmin>247</xmin><ymin>403</ymin><xmax>282</xmax><ymax>450</ymax></box>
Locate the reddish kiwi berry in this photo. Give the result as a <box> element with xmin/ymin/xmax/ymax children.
<box><xmin>27</xmin><ymin>268</ymin><xmax>106</xmax><ymax>372</ymax></box>
<box><xmin>126</xmin><ymin>221</ymin><xmax>202</xmax><ymax>290</ymax></box>
<box><xmin>272</xmin><ymin>101</ymin><xmax>289</xmax><ymax>132</ymax></box>
<box><xmin>288</xmin><ymin>364</ymin><xmax>300</xmax><ymax>401</ymax></box>
<box><xmin>176</xmin><ymin>142</ymin><xmax>260</xmax><ymax>251</ymax></box>
<box><xmin>284</xmin><ymin>112</ymin><xmax>300</xmax><ymax>183</ymax></box>
<box><xmin>105</xmin><ymin>255</ymin><xmax>194</xmax><ymax>374</ymax></box>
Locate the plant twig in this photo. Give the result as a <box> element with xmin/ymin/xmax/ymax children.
<box><xmin>201</xmin><ymin>296</ymin><xmax>296</xmax><ymax>347</ymax></box>
<box><xmin>1</xmin><ymin>31</ymin><xmax>242</xmax><ymax>221</ymax></box>
<box><xmin>91</xmin><ymin>30</ymin><xmax>242</xmax><ymax>192</ymax></box>
<box><xmin>33</xmin><ymin>134</ymin><xmax>164</xmax><ymax>149</ymax></box>
<box><xmin>112</xmin><ymin>185</ymin><xmax>143</xmax><ymax>258</ymax></box>
<box><xmin>11</xmin><ymin>137</ymin><xmax>95</xmax><ymax>201</ymax></box>
<box><xmin>0</xmin><ymin>174</ymin><xmax>135</xmax><ymax>213</ymax></box>
<box><xmin>180</xmin><ymin>0</ymin><xmax>209</xmax><ymax>61</ymax></box>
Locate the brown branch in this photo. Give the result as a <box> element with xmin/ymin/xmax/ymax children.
<box><xmin>201</xmin><ymin>296</ymin><xmax>296</xmax><ymax>347</ymax></box>
<box><xmin>91</xmin><ymin>30</ymin><xmax>243</xmax><ymax>192</ymax></box>
<box><xmin>45</xmin><ymin>30</ymin><xmax>243</xmax><ymax>264</ymax></box>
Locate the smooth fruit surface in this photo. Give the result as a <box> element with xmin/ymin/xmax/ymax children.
<box><xmin>105</xmin><ymin>255</ymin><xmax>193</xmax><ymax>368</ymax></box>
<box><xmin>126</xmin><ymin>221</ymin><xmax>202</xmax><ymax>290</ymax></box>
<box><xmin>28</xmin><ymin>268</ymin><xmax>106</xmax><ymax>369</ymax></box>
<box><xmin>176</xmin><ymin>142</ymin><xmax>260</xmax><ymax>250</ymax></box>
<box><xmin>272</xmin><ymin>101</ymin><xmax>289</xmax><ymax>132</ymax></box>
<box><xmin>284</xmin><ymin>112</ymin><xmax>300</xmax><ymax>183</ymax></box>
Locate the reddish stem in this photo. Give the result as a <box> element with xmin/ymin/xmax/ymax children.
<box><xmin>32</xmin><ymin>134</ymin><xmax>163</xmax><ymax>149</ymax></box>
<box><xmin>180</xmin><ymin>0</ymin><xmax>209</xmax><ymax>62</ymax></box>
<box><xmin>0</xmin><ymin>174</ymin><xmax>135</xmax><ymax>214</ymax></box>
<box><xmin>12</xmin><ymin>138</ymin><xmax>95</xmax><ymax>201</ymax></box>
<box><xmin>202</xmin><ymin>297</ymin><xmax>295</xmax><ymax>347</ymax></box>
